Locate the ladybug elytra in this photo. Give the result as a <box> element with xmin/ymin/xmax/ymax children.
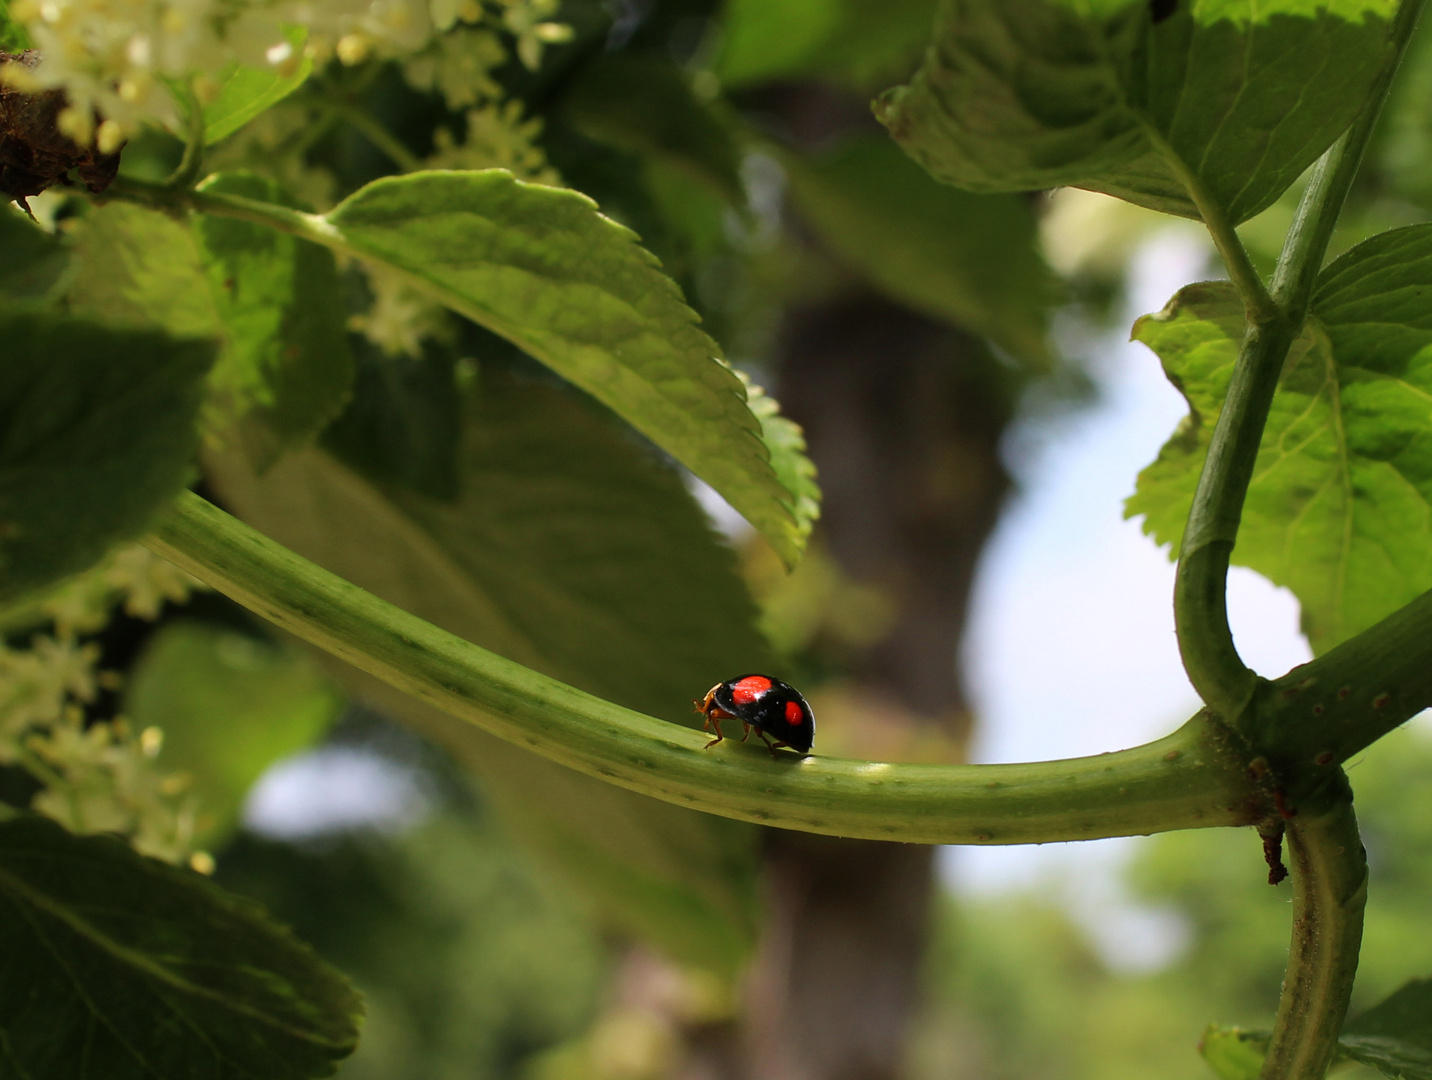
<box><xmin>694</xmin><ymin>674</ymin><xmax>815</xmax><ymax>757</ymax></box>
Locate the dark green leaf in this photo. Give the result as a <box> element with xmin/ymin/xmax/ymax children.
<box><xmin>207</xmin><ymin>372</ymin><xmax>772</xmax><ymax>974</ymax></box>
<box><xmin>876</xmin><ymin>0</ymin><xmax>1397</xmax><ymax>224</ymax></box>
<box><xmin>201</xmin><ymin>26</ymin><xmax>313</xmax><ymax>145</ymax></box>
<box><xmin>0</xmin><ymin>205</ymin><xmax>68</xmax><ymax>303</ymax></box>
<box><xmin>323</xmin><ymin>170</ymin><xmax>817</xmax><ymax>565</ymax></box>
<box><xmin>1341</xmin><ymin>977</ymin><xmax>1432</xmax><ymax>1078</ymax></box>
<box><xmin>0</xmin><ymin>312</ymin><xmax>212</xmax><ymax>603</ymax></box>
<box><xmin>194</xmin><ymin>172</ymin><xmax>354</xmax><ymax>470</ymax></box>
<box><xmin>783</xmin><ymin>134</ymin><xmax>1054</xmax><ymax>364</ymax></box>
<box><xmin>717</xmin><ymin>0</ymin><xmax>939</xmax><ymax>89</ymax></box>
<box><xmin>125</xmin><ymin>621</ymin><xmax>343</xmax><ymax>846</ymax></box>
<box><xmin>319</xmin><ymin>342</ymin><xmax>463</xmax><ymax>501</ymax></box>
<box><xmin>1126</xmin><ymin>225</ymin><xmax>1432</xmax><ymax>653</ymax></box>
<box><xmin>1199</xmin><ymin>980</ymin><xmax>1432</xmax><ymax>1079</ymax></box>
<box><xmin>67</xmin><ymin>191</ymin><xmax>352</xmax><ymax>471</ymax></box>
<box><xmin>564</xmin><ymin>54</ymin><xmax>744</xmax><ymax>205</ymax></box>
<box><xmin>0</xmin><ymin>814</ymin><xmax>362</xmax><ymax>1079</ymax></box>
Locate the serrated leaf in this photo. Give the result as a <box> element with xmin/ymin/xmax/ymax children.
<box><xmin>1126</xmin><ymin>224</ymin><xmax>1432</xmax><ymax>653</ymax></box>
<box><xmin>1199</xmin><ymin>980</ymin><xmax>1432</xmax><ymax>1080</ymax></box>
<box><xmin>194</xmin><ymin>172</ymin><xmax>354</xmax><ymax>469</ymax></box>
<box><xmin>782</xmin><ymin>134</ymin><xmax>1054</xmax><ymax>365</ymax></box>
<box><xmin>0</xmin><ymin>814</ymin><xmax>362</xmax><ymax>1079</ymax></box>
<box><xmin>0</xmin><ymin>312</ymin><xmax>212</xmax><ymax>603</ymax></box>
<box><xmin>876</xmin><ymin>0</ymin><xmax>1397</xmax><ymax>224</ymax></box>
<box><xmin>67</xmin><ymin>192</ymin><xmax>353</xmax><ymax>470</ymax></box>
<box><xmin>717</xmin><ymin>0</ymin><xmax>939</xmax><ymax>89</ymax></box>
<box><xmin>320</xmin><ymin>169</ymin><xmax>817</xmax><ymax>566</ymax></box>
<box><xmin>125</xmin><ymin>621</ymin><xmax>343</xmax><ymax>846</ymax></box>
<box><xmin>0</xmin><ymin>205</ymin><xmax>67</xmax><ymax>304</ymax></box>
<box><xmin>201</xmin><ymin>26</ymin><xmax>313</xmax><ymax>145</ymax></box>
<box><xmin>1341</xmin><ymin>978</ymin><xmax>1432</xmax><ymax>1078</ymax></box>
<box><xmin>564</xmin><ymin>54</ymin><xmax>745</xmax><ymax>206</ymax></box>
<box><xmin>206</xmin><ymin>372</ymin><xmax>772</xmax><ymax>974</ymax></box>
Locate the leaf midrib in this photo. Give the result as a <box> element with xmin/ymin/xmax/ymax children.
<box><xmin>0</xmin><ymin>861</ymin><xmax>349</xmax><ymax>1049</ymax></box>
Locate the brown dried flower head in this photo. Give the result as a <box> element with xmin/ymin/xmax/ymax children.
<box><xmin>1</xmin><ymin>50</ymin><xmax>121</xmax><ymax>212</ymax></box>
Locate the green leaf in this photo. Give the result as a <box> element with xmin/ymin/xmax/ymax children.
<box><xmin>125</xmin><ymin>621</ymin><xmax>343</xmax><ymax>846</ymax></box>
<box><xmin>1340</xmin><ymin>977</ymin><xmax>1432</xmax><ymax>1078</ymax></box>
<box><xmin>717</xmin><ymin>0</ymin><xmax>939</xmax><ymax>89</ymax></box>
<box><xmin>0</xmin><ymin>205</ymin><xmax>68</xmax><ymax>304</ymax></box>
<box><xmin>200</xmin><ymin>26</ymin><xmax>313</xmax><ymax>145</ymax></box>
<box><xmin>67</xmin><ymin>192</ymin><xmax>353</xmax><ymax>471</ymax></box>
<box><xmin>0</xmin><ymin>0</ymin><xmax>32</xmax><ymax>51</ymax></box>
<box><xmin>563</xmin><ymin>54</ymin><xmax>745</xmax><ymax>206</ymax></box>
<box><xmin>322</xmin><ymin>169</ymin><xmax>817</xmax><ymax>565</ymax></box>
<box><xmin>206</xmin><ymin>372</ymin><xmax>772</xmax><ymax>975</ymax></box>
<box><xmin>66</xmin><ymin>201</ymin><xmax>220</xmax><ymax>340</ymax></box>
<box><xmin>876</xmin><ymin>0</ymin><xmax>1397</xmax><ymax>224</ymax></box>
<box><xmin>1199</xmin><ymin>1025</ymin><xmax>1269</xmax><ymax>1080</ymax></box>
<box><xmin>194</xmin><ymin>172</ymin><xmax>354</xmax><ymax>470</ymax></box>
<box><xmin>782</xmin><ymin>134</ymin><xmax>1054</xmax><ymax>365</ymax></box>
<box><xmin>1126</xmin><ymin>224</ymin><xmax>1432</xmax><ymax>653</ymax></box>
<box><xmin>0</xmin><ymin>312</ymin><xmax>213</xmax><ymax>603</ymax></box>
<box><xmin>1199</xmin><ymin>980</ymin><xmax>1432</xmax><ymax>1080</ymax></box>
<box><xmin>0</xmin><ymin>814</ymin><xmax>362</xmax><ymax>1079</ymax></box>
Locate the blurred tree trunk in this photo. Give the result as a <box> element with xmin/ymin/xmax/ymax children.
<box><xmin>734</xmin><ymin>294</ymin><xmax>1014</xmax><ymax>1080</ymax></box>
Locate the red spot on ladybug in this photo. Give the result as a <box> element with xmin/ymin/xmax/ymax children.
<box><xmin>695</xmin><ymin>674</ymin><xmax>815</xmax><ymax>757</ymax></box>
<box><xmin>730</xmin><ymin>675</ymin><xmax>772</xmax><ymax>705</ymax></box>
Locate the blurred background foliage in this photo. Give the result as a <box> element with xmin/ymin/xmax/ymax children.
<box><xmin>8</xmin><ymin>0</ymin><xmax>1432</xmax><ymax>1076</ymax></box>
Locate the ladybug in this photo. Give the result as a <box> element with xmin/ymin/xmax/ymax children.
<box><xmin>694</xmin><ymin>674</ymin><xmax>815</xmax><ymax>757</ymax></box>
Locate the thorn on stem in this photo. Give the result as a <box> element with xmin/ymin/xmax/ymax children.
<box><xmin>1260</xmin><ymin>821</ymin><xmax>1289</xmax><ymax>886</ymax></box>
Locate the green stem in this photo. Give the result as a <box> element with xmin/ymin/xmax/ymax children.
<box><xmin>162</xmin><ymin>82</ymin><xmax>207</xmax><ymax>191</ymax></box>
<box><xmin>1259</xmin><ymin>776</ymin><xmax>1366</xmax><ymax>1080</ymax></box>
<box><xmin>1145</xmin><ymin>126</ymin><xmax>1277</xmax><ymax>324</ymax></box>
<box><xmin>108</xmin><ymin>175</ymin><xmax>342</xmax><ymax>244</ymax></box>
<box><xmin>326</xmin><ymin>101</ymin><xmax>422</xmax><ymax>172</ymax></box>
<box><xmin>1172</xmin><ymin>0</ymin><xmax>1425</xmax><ymax>723</ymax></box>
<box><xmin>1174</xmin><ymin>318</ymin><xmax>1294</xmax><ymax>719</ymax></box>
<box><xmin>1259</xmin><ymin>586</ymin><xmax>1432</xmax><ymax>775</ymax></box>
<box><xmin>144</xmin><ymin>492</ymin><xmax>1263</xmax><ymax>845</ymax></box>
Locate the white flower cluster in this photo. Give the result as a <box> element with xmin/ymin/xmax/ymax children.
<box><xmin>1</xmin><ymin>0</ymin><xmax>574</xmax><ymax>150</ymax></box>
<box><xmin>0</xmin><ymin>544</ymin><xmax>209</xmax><ymax>867</ymax></box>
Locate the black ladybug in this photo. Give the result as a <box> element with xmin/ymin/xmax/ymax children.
<box><xmin>694</xmin><ymin>674</ymin><xmax>815</xmax><ymax>757</ymax></box>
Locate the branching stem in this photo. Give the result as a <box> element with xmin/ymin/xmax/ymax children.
<box><xmin>1172</xmin><ymin>0</ymin><xmax>1426</xmax><ymax>724</ymax></box>
<box><xmin>161</xmin><ymin>83</ymin><xmax>207</xmax><ymax>191</ymax></box>
<box><xmin>144</xmin><ymin>492</ymin><xmax>1263</xmax><ymax>847</ymax></box>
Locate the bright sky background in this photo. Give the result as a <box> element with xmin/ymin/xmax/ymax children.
<box><xmin>943</xmin><ymin>227</ymin><xmax>1314</xmax><ymax>969</ymax></box>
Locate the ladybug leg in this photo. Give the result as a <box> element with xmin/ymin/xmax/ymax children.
<box><xmin>740</xmin><ymin>721</ymin><xmax>752</xmax><ymax>743</ymax></box>
<box><xmin>756</xmin><ymin>731</ymin><xmax>786</xmax><ymax>759</ymax></box>
<box><xmin>703</xmin><ymin>712</ymin><xmax>726</xmax><ymax>749</ymax></box>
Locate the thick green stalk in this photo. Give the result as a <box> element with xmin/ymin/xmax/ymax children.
<box><xmin>1258</xmin><ymin>586</ymin><xmax>1432</xmax><ymax>776</ymax></box>
<box><xmin>144</xmin><ymin>492</ymin><xmax>1263</xmax><ymax>845</ymax></box>
<box><xmin>1173</xmin><ymin>316</ymin><xmax>1294</xmax><ymax>719</ymax></box>
<box><xmin>1258</xmin><ymin>778</ymin><xmax>1367</xmax><ymax>1080</ymax></box>
<box><xmin>1173</xmin><ymin>0</ymin><xmax>1426</xmax><ymax>723</ymax></box>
